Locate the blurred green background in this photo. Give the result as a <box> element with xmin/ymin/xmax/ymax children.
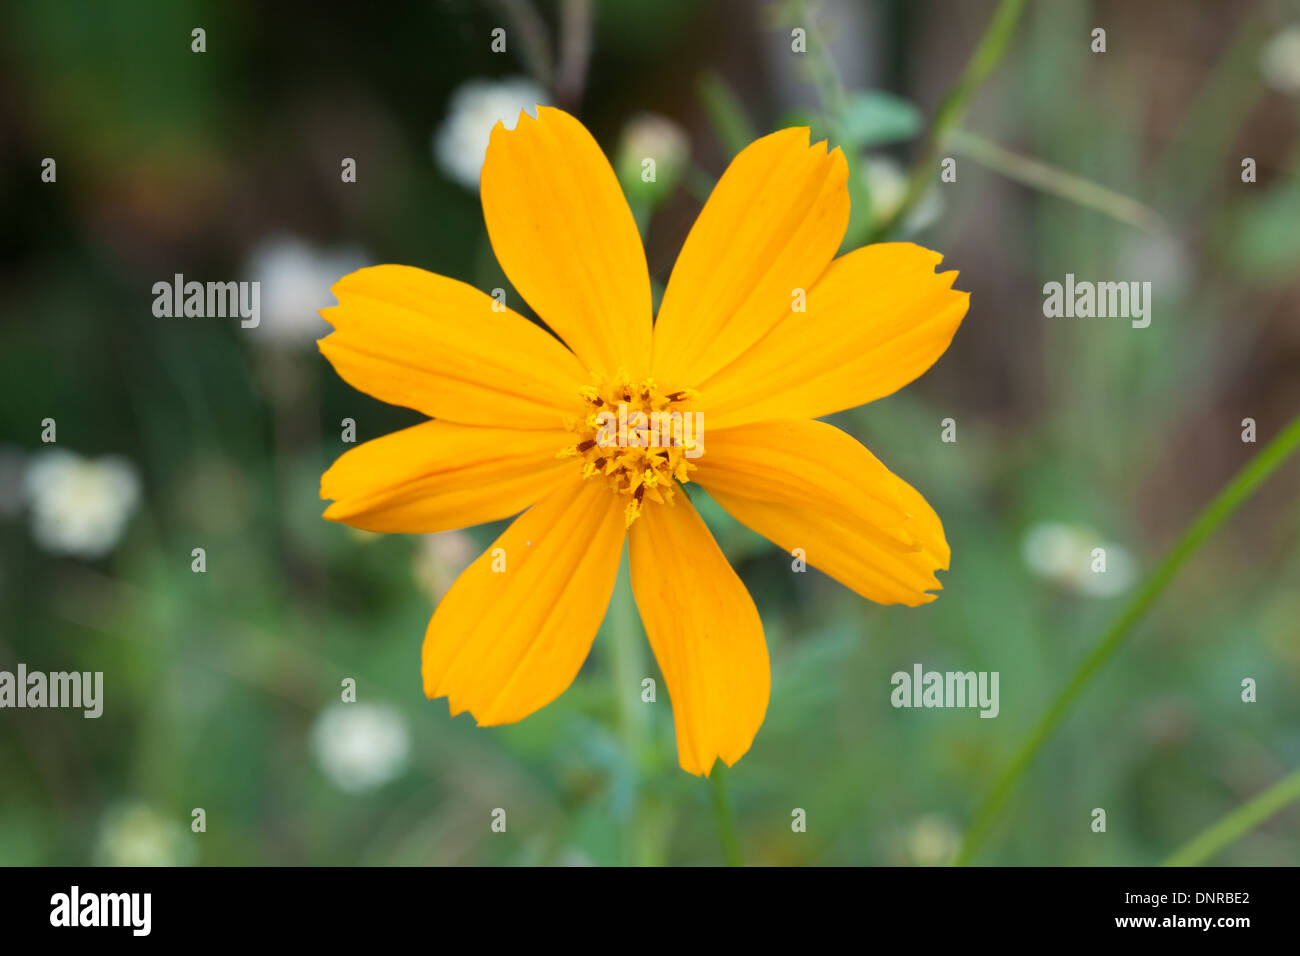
<box><xmin>2</xmin><ymin>0</ymin><xmax>1299</xmax><ymax>866</ymax></box>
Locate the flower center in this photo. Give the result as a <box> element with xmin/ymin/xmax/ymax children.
<box><xmin>559</xmin><ymin>374</ymin><xmax>702</xmax><ymax>527</ymax></box>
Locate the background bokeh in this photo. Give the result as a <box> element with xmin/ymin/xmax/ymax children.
<box><xmin>2</xmin><ymin>0</ymin><xmax>1299</xmax><ymax>866</ymax></box>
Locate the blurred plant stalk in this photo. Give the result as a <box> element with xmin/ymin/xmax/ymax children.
<box><xmin>949</xmin><ymin>129</ymin><xmax>1168</xmax><ymax>235</ymax></box>
<box><xmin>777</xmin><ymin>1</ymin><xmax>873</xmax><ymax>245</ymax></box>
<box><xmin>710</xmin><ymin>763</ymin><xmax>744</xmax><ymax>866</ymax></box>
<box><xmin>490</xmin><ymin>0</ymin><xmax>592</xmax><ymax>111</ymax></box>
<box><xmin>608</xmin><ymin>554</ymin><xmax>663</xmax><ymax>866</ymax></box>
<box><xmin>869</xmin><ymin>0</ymin><xmax>1028</xmax><ymax>241</ymax></box>
<box><xmin>955</xmin><ymin>411</ymin><xmax>1300</xmax><ymax>865</ymax></box>
<box><xmin>1163</xmin><ymin>766</ymin><xmax>1300</xmax><ymax>866</ymax></box>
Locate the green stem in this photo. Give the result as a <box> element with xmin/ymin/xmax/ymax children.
<box><xmin>785</xmin><ymin>0</ymin><xmax>871</xmax><ymax>246</ymax></box>
<box><xmin>554</xmin><ymin>0</ymin><xmax>593</xmax><ymax>111</ymax></box>
<box><xmin>950</xmin><ymin>129</ymin><xmax>1167</xmax><ymax>234</ymax></box>
<box><xmin>789</xmin><ymin>0</ymin><xmax>848</xmax><ymax>117</ymax></box>
<box><xmin>954</xmin><ymin>412</ymin><xmax>1300</xmax><ymax>865</ymax></box>
<box><xmin>709</xmin><ymin>763</ymin><xmax>744</xmax><ymax>866</ymax></box>
<box><xmin>491</xmin><ymin>0</ymin><xmax>554</xmax><ymax>88</ymax></box>
<box><xmin>610</xmin><ymin>551</ymin><xmax>655</xmax><ymax>865</ymax></box>
<box><xmin>869</xmin><ymin>0</ymin><xmax>1028</xmax><ymax>241</ymax></box>
<box><xmin>1163</xmin><ymin>767</ymin><xmax>1300</xmax><ymax>866</ymax></box>
<box><xmin>698</xmin><ymin>72</ymin><xmax>757</xmax><ymax>157</ymax></box>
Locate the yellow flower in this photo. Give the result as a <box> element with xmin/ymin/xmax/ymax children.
<box><xmin>318</xmin><ymin>107</ymin><xmax>968</xmax><ymax>776</ymax></box>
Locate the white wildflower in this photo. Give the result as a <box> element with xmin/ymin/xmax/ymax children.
<box><xmin>1022</xmin><ymin>521</ymin><xmax>1136</xmax><ymax>598</ymax></box>
<box><xmin>1261</xmin><ymin>26</ymin><xmax>1300</xmax><ymax>95</ymax></box>
<box><xmin>94</xmin><ymin>803</ymin><xmax>195</xmax><ymax>867</ymax></box>
<box><xmin>246</xmin><ymin>235</ymin><xmax>367</xmax><ymax>346</ymax></box>
<box><xmin>311</xmin><ymin>702</ymin><xmax>410</xmax><ymax>793</ymax></box>
<box><xmin>25</xmin><ymin>450</ymin><xmax>139</xmax><ymax>559</ymax></box>
<box><xmin>434</xmin><ymin>77</ymin><xmax>546</xmax><ymax>189</ymax></box>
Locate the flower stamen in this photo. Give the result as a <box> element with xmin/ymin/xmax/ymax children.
<box><xmin>560</xmin><ymin>371</ymin><xmax>702</xmax><ymax>526</ymax></box>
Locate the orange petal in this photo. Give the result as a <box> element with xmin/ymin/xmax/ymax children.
<box><xmin>651</xmin><ymin>128</ymin><xmax>849</xmax><ymax>388</ymax></box>
<box><xmin>629</xmin><ymin>496</ymin><xmax>770</xmax><ymax>776</ymax></box>
<box><xmin>694</xmin><ymin>419</ymin><xmax>948</xmax><ymax>606</ymax></box>
<box><xmin>423</xmin><ymin>476</ymin><xmax>625</xmax><ymax>726</ymax></box>
<box><xmin>321</xmin><ymin>420</ymin><xmax>572</xmax><ymax>533</ymax></box>
<box><xmin>481</xmin><ymin>106</ymin><xmax>652</xmax><ymax>379</ymax></box>
<box><xmin>319</xmin><ymin>265</ymin><xmax>587</xmax><ymax>429</ymax></box>
<box><xmin>700</xmin><ymin>243</ymin><xmax>969</xmax><ymax>429</ymax></box>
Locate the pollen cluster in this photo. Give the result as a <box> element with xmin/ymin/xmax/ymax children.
<box><xmin>558</xmin><ymin>373</ymin><xmax>701</xmax><ymax>527</ymax></box>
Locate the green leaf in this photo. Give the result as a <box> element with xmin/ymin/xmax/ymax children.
<box><xmin>835</xmin><ymin>90</ymin><xmax>923</xmax><ymax>149</ymax></box>
<box><xmin>1222</xmin><ymin>181</ymin><xmax>1300</xmax><ymax>281</ymax></box>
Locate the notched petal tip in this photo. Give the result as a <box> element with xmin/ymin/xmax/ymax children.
<box><xmin>682</xmin><ymin>751</ymin><xmax>740</xmax><ymax>779</ymax></box>
<box><xmin>485</xmin><ymin>116</ymin><xmax>513</xmax><ymax>150</ymax></box>
<box><xmin>902</xmin><ymin>245</ymin><xmax>971</xmax><ymax>301</ymax></box>
<box><xmin>487</xmin><ymin>105</ymin><xmax>568</xmax><ymax>146</ymax></box>
<box><xmin>317</xmin><ymin>306</ymin><xmax>342</xmax><ymax>332</ymax></box>
<box><xmin>693</xmin><ymin>756</ymin><xmax>719</xmax><ymax>779</ymax></box>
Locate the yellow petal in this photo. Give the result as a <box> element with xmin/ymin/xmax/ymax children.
<box><xmin>319</xmin><ymin>265</ymin><xmax>587</xmax><ymax>429</ymax></box>
<box><xmin>481</xmin><ymin>106</ymin><xmax>652</xmax><ymax>379</ymax></box>
<box><xmin>700</xmin><ymin>243</ymin><xmax>969</xmax><ymax>429</ymax></box>
<box><xmin>321</xmin><ymin>420</ymin><xmax>571</xmax><ymax>533</ymax></box>
<box><xmin>694</xmin><ymin>419</ymin><xmax>948</xmax><ymax>606</ymax></box>
<box><xmin>651</xmin><ymin>128</ymin><xmax>849</xmax><ymax>387</ymax></box>
<box><xmin>422</xmin><ymin>476</ymin><xmax>625</xmax><ymax>726</ymax></box>
<box><xmin>629</xmin><ymin>496</ymin><xmax>769</xmax><ymax>776</ymax></box>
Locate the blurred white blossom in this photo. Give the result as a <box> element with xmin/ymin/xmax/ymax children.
<box><xmin>311</xmin><ymin>702</ymin><xmax>410</xmax><ymax>793</ymax></box>
<box><xmin>905</xmin><ymin>814</ymin><xmax>961</xmax><ymax>866</ymax></box>
<box><xmin>94</xmin><ymin>803</ymin><xmax>195</xmax><ymax>867</ymax></box>
<box><xmin>25</xmin><ymin>450</ymin><xmax>139</xmax><ymax>559</ymax></box>
<box><xmin>434</xmin><ymin>77</ymin><xmax>546</xmax><ymax>189</ymax></box>
<box><xmin>616</xmin><ymin>112</ymin><xmax>689</xmax><ymax>203</ymax></box>
<box><xmin>864</xmin><ymin>155</ymin><xmax>943</xmax><ymax>233</ymax></box>
<box><xmin>1022</xmin><ymin>521</ymin><xmax>1136</xmax><ymax>597</ymax></box>
<box><xmin>619</xmin><ymin>113</ymin><xmax>688</xmax><ymax>170</ymax></box>
<box><xmin>1260</xmin><ymin>25</ymin><xmax>1300</xmax><ymax>95</ymax></box>
<box><xmin>246</xmin><ymin>235</ymin><xmax>367</xmax><ymax>347</ymax></box>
